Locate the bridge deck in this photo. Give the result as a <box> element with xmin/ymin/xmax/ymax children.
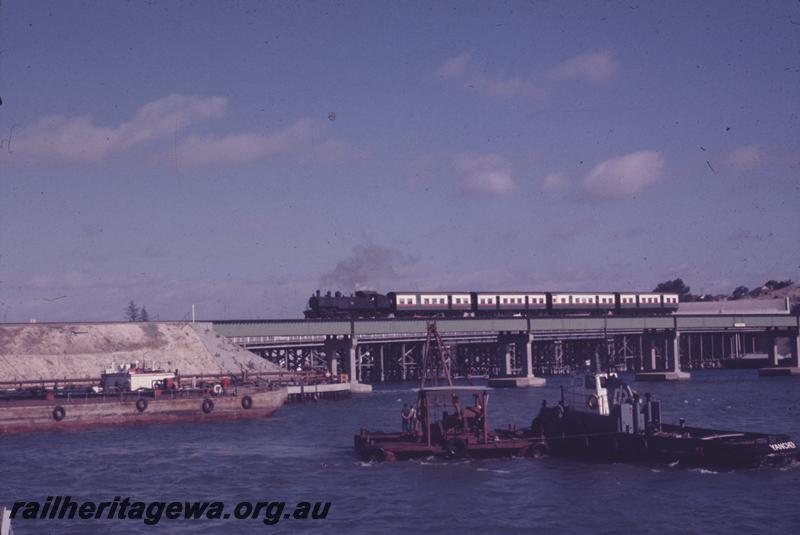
<box><xmin>213</xmin><ymin>314</ymin><xmax>799</xmax><ymax>344</ymax></box>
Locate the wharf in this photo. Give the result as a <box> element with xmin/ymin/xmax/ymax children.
<box><xmin>286</xmin><ymin>381</ymin><xmax>372</xmax><ymax>402</ymax></box>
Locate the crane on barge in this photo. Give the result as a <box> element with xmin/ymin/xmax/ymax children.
<box><xmin>354</xmin><ymin>322</ymin><xmax>534</xmax><ymax>461</ymax></box>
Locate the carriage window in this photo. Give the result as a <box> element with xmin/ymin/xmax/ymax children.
<box><xmin>584</xmin><ymin>376</ymin><xmax>595</xmax><ymax>389</ymax></box>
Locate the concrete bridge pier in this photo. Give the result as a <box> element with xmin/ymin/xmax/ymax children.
<box><xmin>346</xmin><ymin>336</ymin><xmax>372</xmax><ymax>392</ymax></box>
<box><xmin>759</xmin><ymin>331</ymin><xmax>800</xmax><ymax>377</ymax></box>
<box><xmin>521</xmin><ymin>334</ymin><xmax>546</xmax><ymax>387</ymax></box>
<box><xmin>636</xmin><ymin>331</ymin><xmax>690</xmax><ymax>381</ymax></box>
<box><xmin>793</xmin><ymin>335</ymin><xmax>800</xmax><ymax>368</ymax></box>
<box><xmin>488</xmin><ymin>333</ymin><xmax>545</xmax><ymax>388</ymax></box>
<box><xmin>495</xmin><ymin>340</ymin><xmax>514</xmax><ymax>376</ymax></box>
<box><xmin>323</xmin><ymin>337</ymin><xmax>340</xmax><ymax>378</ymax></box>
<box><xmin>767</xmin><ymin>336</ymin><xmax>780</xmax><ymax>367</ymax></box>
<box><xmin>322</xmin><ymin>336</ymin><xmax>372</xmax><ymax>392</ymax></box>
<box><xmin>671</xmin><ymin>331</ymin><xmax>691</xmax><ymax>379</ymax></box>
<box><xmin>649</xmin><ymin>337</ymin><xmax>658</xmax><ymax>371</ymax></box>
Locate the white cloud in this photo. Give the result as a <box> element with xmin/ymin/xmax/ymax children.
<box><xmin>542</xmin><ymin>172</ymin><xmax>569</xmax><ymax>191</ymax></box>
<box><xmin>728</xmin><ymin>144</ymin><xmax>764</xmax><ymax>169</ymax></box>
<box><xmin>437</xmin><ymin>52</ymin><xmax>532</xmax><ymax>98</ymax></box>
<box><xmin>454</xmin><ymin>153</ymin><xmax>514</xmax><ymax>194</ymax></box>
<box><xmin>437</xmin><ymin>49</ymin><xmax>619</xmax><ymax>99</ymax></box>
<box><xmin>437</xmin><ymin>53</ymin><xmax>471</xmax><ymax>78</ymax></box>
<box><xmin>550</xmin><ymin>50</ymin><xmax>619</xmax><ymax>83</ymax></box>
<box><xmin>9</xmin><ymin>96</ymin><xmax>363</xmax><ymax>167</ymax></box>
<box><xmin>14</xmin><ymin>94</ymin><xmax>227</xmax><ymax>162</ymax></box>
<box><xmin>581</xmin><ymin>150</ymin><xmax>665</xmax><ymax>200</ymax></box>
<box><xmin>175</xmin><ymin>118</ymin><xmax>363</xmax><ymax>166</ymax></box>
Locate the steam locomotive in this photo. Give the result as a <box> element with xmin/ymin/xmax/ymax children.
<box><xmin>304</xmin><ymin>290</ymin><xmax>680</xmax><ymax>319</ymax></box>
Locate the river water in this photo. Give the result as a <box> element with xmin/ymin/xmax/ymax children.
<box><xmin>1</xmin><ymin>370</ymin><xmax>798</xmax><ymax>534</ymax></box>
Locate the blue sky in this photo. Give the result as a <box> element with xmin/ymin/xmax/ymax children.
<box><xmin>0</xmin><ymin>1</ymin><xmax>798</xmax><ymax>322</ymax></box>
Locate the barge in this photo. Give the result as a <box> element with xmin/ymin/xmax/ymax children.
<box><xmin>498</xmin><ymin>371</ymin><xmax>798</xmax><ymax>468</ymax></box>
<box><xmin>0</xmin><ymin>362</ymin><xmax>287</xmax><ymax>434</ymax></box>
<box><xmin>355</xmin><ymin>386</ymin><xmax>535</xmax><ymax>461</ymax></box>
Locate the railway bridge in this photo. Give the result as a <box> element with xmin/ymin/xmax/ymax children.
<box><xmin>213</xmin><ymin>309</ymin><xmax>800</xmax><ymax>386</ymax></box>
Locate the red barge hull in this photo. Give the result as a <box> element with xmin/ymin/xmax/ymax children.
<box><xmin>0</xmin><ymin>388</ymin><xmax>288</xmax><ymax>434</ymax></box>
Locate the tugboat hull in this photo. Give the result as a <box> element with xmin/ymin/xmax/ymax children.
<box><xmin>511</xmin><ymin>370</ymin><xmax>800</xmax><ymax>469</ymax></box>
<box><xmin>532</xmin><ymin>428</ymin><xmax>797</xmax><ymax>468</ymax></box>
<box><xmin>508</xmin><ymin>410</ymin><xmax>799</xmax><ymax>468</ymax></box>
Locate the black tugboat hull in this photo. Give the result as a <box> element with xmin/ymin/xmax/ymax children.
<box><xmin>538</xmin><ymin>431</ymin><xmax>797</xmax><ymax>468</ymax></box>
<box><xmin>518</xmin><ymin>413</ymin><xmax>799</xmax><ymax>468</ymax></box>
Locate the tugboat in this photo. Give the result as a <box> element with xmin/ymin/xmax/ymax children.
<box><xmin>498</xmin><ymin>366</ymin><xmax>799</xmax><ymax>468</ymax></box>
<box><xmin>354</xmin><ymin>322</ymin><xmax>535</xmax><ymax>461</ymax></box>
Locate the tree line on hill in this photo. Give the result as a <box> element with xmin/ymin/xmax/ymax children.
<box><xmin>124</xmin><ymin>300</ymin><xmax>149</xmax><ymax>322</ymax></box>
<box><xmin>653</xmin><ymin>278</ymin><xmax>795</xmax><ymax>302</ymax></box>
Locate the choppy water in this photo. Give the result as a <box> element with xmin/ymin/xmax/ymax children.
<box><xmin>1</xmin><ymin>370</ymin><xmax>799</xmax><ymax>534</ymax></box>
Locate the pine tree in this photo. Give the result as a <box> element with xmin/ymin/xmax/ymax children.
<box><xmin>124</xmin><ymin>300</ymin><xmax>139</xmax><ymax>322</ymax></box>
<box><xmin>139</xmin><ymin>306</ymin><xmax>149</xmax><ymax>322</ymax></box>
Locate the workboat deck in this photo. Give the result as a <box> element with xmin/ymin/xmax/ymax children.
<box><xmin>355</xmin><ymin>429</ymin><xmax>535</xmax><ymax>461</ymax></box>
<box><xmin>354</xmin><ymin>385</ymin><xmax>541</xmax><ymax>462</ymax></box>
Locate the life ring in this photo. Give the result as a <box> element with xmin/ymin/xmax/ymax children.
<box><xmin>587</xmin><ymin>394</ymin><xmax>599</xmax><ymax>410</ymax></box>
<box><xmin>241</xmin><ymin>395</ymin><xmax>253</xmax><ymax>410</ymax></box>
<box><xmin>444</xmin><ymin>438</ymin><xmax>468</xmax><ymax>459</ymax></box>
<box><xmin>212</xmin><ymin>384</ymin><xmax>223</xmax><ymax>395</ymax></box>
<box><xmin>52</xmin><ymin>406</ymin><xmax>66</xmax><ymax>421</ymax></box>
<box><xmin>136</xmin><ymin>398</ymin><xmax>148</xmax><ymax>413</ymax></box>
<box><xmin>202</xmin><ymin>399</ymin><xmax>214</xmax><ymax>414</ymax></box>
<box><xmin>527</xmin><ymin>442</ymin><xmax>548</xmax><ymax>458</ymax></box>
